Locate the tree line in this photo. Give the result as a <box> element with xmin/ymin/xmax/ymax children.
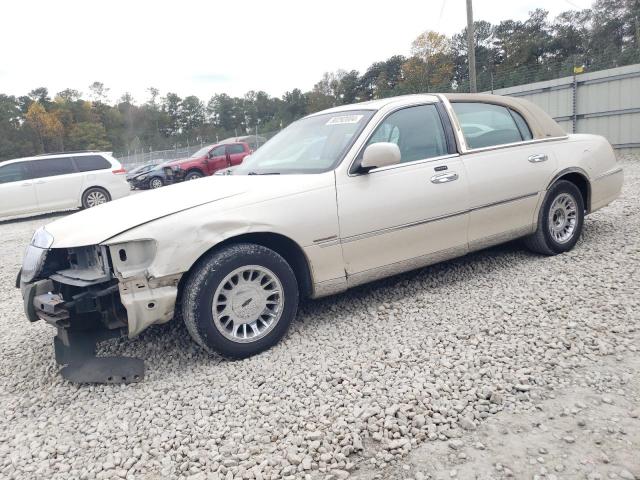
<box><xmin>0</xmin><ymin>0</ymin><xmax>637</xmax><ymax>161</ymax></box>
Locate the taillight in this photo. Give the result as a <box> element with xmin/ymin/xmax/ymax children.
<box><xmin>112</xmin><ymin>168</ymin><xmax>126</xmax><ymax>174</ymax></box>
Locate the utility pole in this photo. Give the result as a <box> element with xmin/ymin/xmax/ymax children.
<box><xmin>466</xmin><ymin>0</ymin><xmax>477</xmax><ymax>93</ymax></box>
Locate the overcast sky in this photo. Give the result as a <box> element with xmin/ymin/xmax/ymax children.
<box><xmin>1</xmin><ymin>0</ymin><xmax>592</xmax><ymax>103</ymax></box>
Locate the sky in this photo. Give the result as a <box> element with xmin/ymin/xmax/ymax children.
<box><xmin>0</xmin><ymin>0</ymin><xmax>593</xmax><ymax>104</ymax></box>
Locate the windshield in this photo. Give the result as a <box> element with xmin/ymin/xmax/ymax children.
<box><xmin>191</xmin><ymin>145</ymin><xmax>214</xmax><ymax>158</ymax></box>
<box><xmin>234</xmin><ymin>110</ymin><xmax>374</xmax><ymax>174</ymax></box>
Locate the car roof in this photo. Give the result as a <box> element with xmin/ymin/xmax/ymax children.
<box><xmin>306</xmin><ymin>94</ymin><xmax>441</xmax><ymax>117</ymax></box>
<box><xmin>1</xmin><ymin>151</ymin><xmax>113</xmax><ymax>166</ymax></box>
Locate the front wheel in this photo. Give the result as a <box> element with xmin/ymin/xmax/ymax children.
<box><xmin>524</xmin><ymin>180</ymin><xmax>585</xmax><ymax>255</ymax></box>
<box><xmin>149</xmin><ymin>177</ymin><xmax>164</xmax><ymax>189</ymax></box>
<box><xmin>185</xmin><ymin>171</ymin><xmax>203</xmax><ymax>181</ymax></box>
<box><xmin>182</xmin><ymin>243</ymin><xmax>299</xmax><ymax>358</ymax></box>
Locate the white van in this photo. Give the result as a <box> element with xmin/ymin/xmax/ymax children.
<box><xmin>0</xmin><ymin>151</ymin><xmax>130</xmax><ymax>220</ymax></box>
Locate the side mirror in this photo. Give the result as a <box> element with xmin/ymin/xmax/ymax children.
<box><xmin>360</xmin><ymin>142</ymin><xmax>401</xmax><ymax>170</ymax></box>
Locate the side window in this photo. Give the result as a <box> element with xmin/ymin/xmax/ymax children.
<box><xmin>227</xmin><ymin>144</ymin><xmax>245</xmax><ymax>154</ymax></box>
<box><xmin>30</xmin><ymin>157</ymin><xmax>76</xmax><ymax>179</ymax></box>
<box><xmin>365</xmin><ymin>104</ymin><xmax>448</xmax><ymax>163</ymax></box>
<box><xmin>211</xmin><ymin>146</ymin><xmax>226</xmax><ymax>157</ymax></box>
<box><xmin>451</xmin><ymin>102</ymin><xmax>524</xmax><ymax>149</ymax></box>
<box><xmin>74</xmin><ymin>155</ymin><xmax>111</xmax><ymax>172</ymax></box>
<box><xmin>0</xmin><ymin>162</ymin><xmax>29</xmax><ymax>184</ymax></box>
<box><xmin>510</xmin><ymin>109</ymin><xmax>533</xmax><ymax>141</ymax></box>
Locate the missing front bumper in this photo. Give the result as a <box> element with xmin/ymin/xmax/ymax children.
<box><xmin>22</xmin><ymin>279</ymin><xmax>146</xmax><ymax>384</ymax></box>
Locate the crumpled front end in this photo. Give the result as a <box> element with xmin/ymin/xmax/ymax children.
<box><xmin>19</xmin><ymin>228</ymin><xmax>182</xmax><ymax>383</ymax></box>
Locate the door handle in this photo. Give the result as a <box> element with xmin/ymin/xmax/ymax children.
<box><xmin>528</xmin><ymin>154</ymin><xmax>548</xmax><ymax>163</ymax></box>
<box><xmin>21</xmin><ymin>182</ymin><xmax>32</xmax><ymax>187</ymax></box>
<box><xmin>35</xmin><ymin>180</ymin><xmax>46</xmax><ymax>184</ymax></box>
<box><xmin>431</xmin><ymin>172</ymin><xmax>459</xmax><ymax>184</ymax></box>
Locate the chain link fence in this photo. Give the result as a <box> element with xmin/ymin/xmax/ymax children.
<box><xmin>117</xmin><ymin>131</ymin><xmax>280</xmax><ymax>168</ymax></box>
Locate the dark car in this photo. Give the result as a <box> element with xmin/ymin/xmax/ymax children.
<box><xmin>127</xmin><ymin>162</ymin><xmax>181</xmax><ymax>189</ymax></box>
<box><xmin>126</xmin><ymin>163</ymin><xmax>157</xmax><ymax>186</ymax></box>
<box><xmin>166</xmin><ymin>142</ymin><xmax>252</xmax><ymax>181</ymax></box>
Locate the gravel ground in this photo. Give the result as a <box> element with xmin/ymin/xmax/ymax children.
<box><xmin>0</xmin><ymin>155</ymin><xmax>638</xmax><ymax>480</ymax></box>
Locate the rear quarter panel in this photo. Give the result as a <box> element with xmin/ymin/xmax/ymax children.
<box><xmin>548</xmin><ymin>134</ymin><xmax>622</xmax><ymax>212</ymax></box>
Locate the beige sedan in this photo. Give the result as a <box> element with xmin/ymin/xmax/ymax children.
<box><xmin>20</xmin><ymin>93</ymin><xmax>623</xmax><ymax>381</ymax></box>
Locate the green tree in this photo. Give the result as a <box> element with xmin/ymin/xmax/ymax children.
<box><xmin>66</xmin><ymin>122</ymin><xmax>111</xmax><ymax>151</ymax></box>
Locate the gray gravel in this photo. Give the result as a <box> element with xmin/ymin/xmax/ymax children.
<box><xmin>0</xmin><ymin>155</ymin><xmax>638</xmax><ymax>480</ymax></box>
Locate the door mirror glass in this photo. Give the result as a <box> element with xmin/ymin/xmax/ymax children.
<box><xmin>361</xmin><ymin>142</ymin><xmax>401</xmax><ymax>170</ymax></box>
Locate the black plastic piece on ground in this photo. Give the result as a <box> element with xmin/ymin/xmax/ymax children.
<box><xmin>54</xmin><ymin>329</ymin><xmax>145</xmax><ymax>384</ymax></box>
<box><xmin>60</xmin><ymin>357</ymin><xmax>144</xmax><ymax>384</ymax></box>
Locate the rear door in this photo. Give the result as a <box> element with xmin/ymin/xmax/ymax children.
<box><xmin>451</xmin><ymin>102</ymin><xmax>558</xmax><ymax>247</ymax></box>
<box><xmin>0</xmin><ymin>161</ymin><xmax>38</xmax><ymax>217</ymax></box>
<box><xmin>30</xmin><ymin>157</ymin><xmax>84</xmax><ymax>211</ymax></box>
<box><xmin>227</xmin><ymin>143</ymin><xmax>247</xmax><ymax>166</ymax></box>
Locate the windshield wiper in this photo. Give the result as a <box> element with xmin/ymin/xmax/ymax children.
<box><xmin>247</xmin><ymin>171</ymin><xmax>280</xmax><ymax>175</ymax></box>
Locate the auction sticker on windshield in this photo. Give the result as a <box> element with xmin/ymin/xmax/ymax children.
<box><xmin>326</xmin><ymin>115</ymin><xmax>363</xmax><ymax>125</ymax></box>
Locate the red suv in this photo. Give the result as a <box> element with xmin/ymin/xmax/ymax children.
<box><xmin>167</xmin><ymin>142</ymin><xmax>251</xmax><ymax>181</ymax></box>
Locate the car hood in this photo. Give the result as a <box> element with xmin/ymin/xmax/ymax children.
<box><xmin>44</xmin><ymin>177</ymin><xmax>249</xmax><ymax>248</ymax></box>
<box><xmin>166</xmin><ymin>156</ymin><xmax>200</xmax><ymax>166</ymax></box>
<box><xmin>43</xmin><ymin>174</ymin><xmax>329</xmax><ymax>248</ymax></box>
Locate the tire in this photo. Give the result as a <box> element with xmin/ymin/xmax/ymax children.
<box><xmin>185</xmin><ymin>171</ymin><xmax>204</xmax><ymax>181</ymax></box>
<box><xmin>81</xmin><ymin>187</ymin><xmax>111</xmax><ymax>209</ymax></box>
<box><xmin>524</xmin><ymin>180</ymin><xmax>585</xmax><ymax>255</ymax></box>
<box><xmin>182</xmin><ymin>243</ymin><xmax>299</xmax><ymax>359</ymax></box>
<box><xmin>149</xmin><ymin>177</ymin><xmax>164</xmax><ymax>189</ymax></box>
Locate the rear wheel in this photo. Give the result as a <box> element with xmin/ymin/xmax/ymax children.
<box><xmin>149</xmin><ymin>177</ymin><xmax>164</xmax><ymax>189</ymax></box>
<box><xmin>81</xmin><ymin>187</ymin><xmax>111</xmax><ymax>209</ymax></box>
<box><xmin>524</xmin><ymin>180</ymin><xmax>584</xmax><ymax>255</ymax></box>
<box><xmin>183</xmin><ymin>243</ymin><xmax>299</xmax><ymax>358</ymax></box>
<box><xmin>185</xmin><ymin>171</ymin><xmax>203</xmax><ymax>181</ymax></box>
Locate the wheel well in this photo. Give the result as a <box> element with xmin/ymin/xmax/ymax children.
<box><xmin>177</xmin><ymin>232</ymin><xmax>314</xmax><ymax>306</ymax></box>
<box><xmin>556</xmin><ymin>172</ymin><xmax>591</xmax><ymax>213</ymax></box>
<box><xmin>186</xmin><ymin>168</ymin><xmax>204</xmax><ymax>176</ymax></box>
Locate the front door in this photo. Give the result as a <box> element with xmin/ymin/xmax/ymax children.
<box><xmin>336</xmin><ymin>103</ymin><xmax>470</xmax><ymax>286</ymax></box>
<box><xmin>207</xmin><ymin>145</ymin><xmax>228</xmax><ymax>174</ymax></box>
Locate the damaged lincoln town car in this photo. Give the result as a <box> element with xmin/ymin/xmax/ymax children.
<box><xmin>19</xmin><ymin>94</ymin><xmax>623</xmax><ymax>383</ymax></box>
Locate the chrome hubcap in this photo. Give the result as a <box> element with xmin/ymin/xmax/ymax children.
<box><xmin>548</xmin><ymin>193</ymin><xmax>577</xmax><ymax>243</ymax></box>
<box><xmin>86</xmin><ymin>191</ymin><xmax>107</xmax><ymax>207</ymax></box>
<box><xmin>150</xmin><ymin>179</ymin><xmax>162</xmax><ymax>188</ymax></box>
<box><xmin>212</xmin><ymin>266</ymin><xmax>284</xmax><ymax>343</ymax></box>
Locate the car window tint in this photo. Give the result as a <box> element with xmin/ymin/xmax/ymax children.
<box><xmin>365</xmin><ymin>104</ymin><xmax>447</xmax><ymax>163</ymax></box>
<box><xmin>227</xmin><ymin>144</ymin><xmax>245</xmax><ymax>154</ymax></box>
<box><xmin>211</xmin><ymin>146</ymin><xmax>226</xmax><ymax>156</ymax></box>
<box><xmin>510</xmin><ymin>109</ymin><xmax>533</xmax><ymax>141</ymax></box>
<box><xmin>74</xmin><ymin>155</ymin><xmax>111</xmax><ymax>172</ymax></box>
<box><xmin>0</xmin><ymin>162</ymin><xmax>29</xmax><ymax>184</ymax></box>
<box><xmin>30</xmin><ymin>157</ymin><xmax>76</xmax><ymax>179</ymax></box>
<box><xmin>451</xmin><ymin>102</ymin><xmax>524</xmax><ymax>149</ymax></box>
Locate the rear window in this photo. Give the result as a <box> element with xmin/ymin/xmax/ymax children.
<box><xmin>74</xmin><ymin>155</ymin><xmax>111</xmax><ymax>172</ymax></box>
<box><xmin>451</xmin><ymin>102</ymin><xmax>526</xmax><ymax>149</ymax></box>
<box><xmin>30</xmin><ymin>157</ymin><xmax>76</xmax><ymax>179</ymax></box>
<box><xmin>227</xmin><ymin>144</ymin><xmax>245</xmax><ymax>154</ymax></box>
